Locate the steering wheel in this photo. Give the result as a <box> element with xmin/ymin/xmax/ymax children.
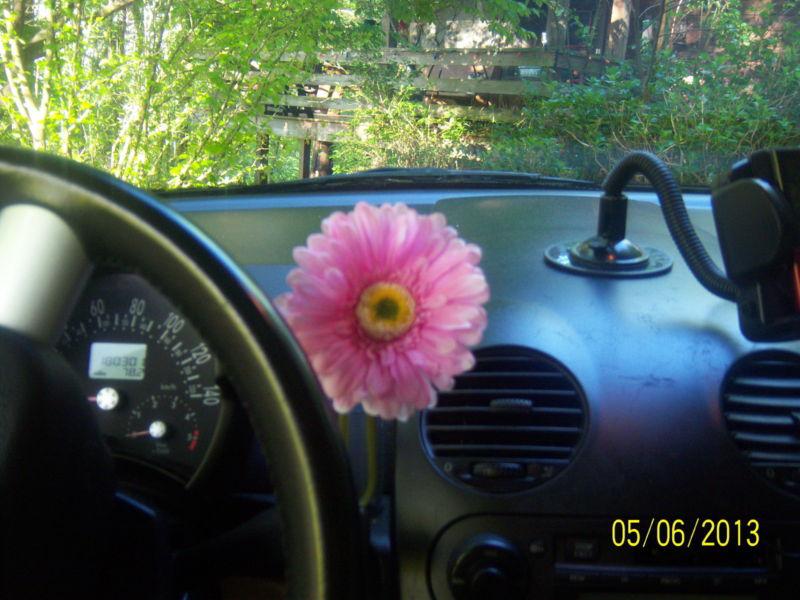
<box><xmin>0</xmin><ymin>147</ymin><xmax>362</xmax><ymax>600</ymax></box>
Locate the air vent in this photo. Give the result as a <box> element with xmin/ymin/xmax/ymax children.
<box><xmin>421</xmin><ymin>346</ymin><xmax>587</xmax><ymax>493</ymax></box>
<box><xmin>722</xmin><ymin>350</ymin><xmax>800</xmax><ymax>496</ymax></box>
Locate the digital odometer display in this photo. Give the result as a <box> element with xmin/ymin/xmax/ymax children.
<box><xmin>58</xmin><ymin>272</ymin><xmax>224</xmax><ymax>483</ymax></box>
<box><xmin>89</xmin><ymin>342</ymin><xmax>147</xmax><ymax>380</ymax></box>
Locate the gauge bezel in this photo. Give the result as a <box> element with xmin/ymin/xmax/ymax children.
<box><xmin>60</xmin><ymin>266</ymin><xmax>239</xmax><ymax>491</ymax></box>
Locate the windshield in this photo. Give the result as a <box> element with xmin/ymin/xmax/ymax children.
<box><xmin>1</xmin><ymin>1</ymin><xmax>797</xmax><ymax>189</ymax></box>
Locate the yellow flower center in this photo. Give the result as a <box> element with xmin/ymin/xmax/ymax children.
<box><xmin>356</xmin><ymin>282</ymin><xmax>416</xmax><ymax>341</ymax></box>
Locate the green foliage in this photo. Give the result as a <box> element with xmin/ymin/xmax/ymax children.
<box><xmin>333</xmin><ymin>89</ymin><xmax>483</xmax><ymax>172</ymax></box>
<box><xmin>385</xmin><ymin>0</ymin><xmax>537</xmax><ymax>44</ymax></box>
<box><xmin>261</xmin><ymin>137</ymin><xmax>305</xmax><ymax>184</ymax></box>
<box><xmin>0</xmin><ymin>0</ymin><xmax>360</xmax><ymax>187</ymax></box>
<box><xmin>1</xmin><ymin>0</ymin><xmax>799</xmax><ymax>188</ymax></box>
<box><xmin>478</xmin><ymin>127</ymin><xmax>573</xmax><ymax>177</ymax></box>
<box><xmin>517</xmin><ymin>0</ymin><xmax>800</xmax><ymax>184</ymax></box>
<box><xmin>335</xmin><ymin>0</ymin><xmax>800</xmax><ymax>186</ymax></box>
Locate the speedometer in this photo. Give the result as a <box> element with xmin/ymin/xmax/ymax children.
<box><xmin>58</xmin><ymin>272</ymin><xmax>226</xmax><ymax>483</ymax></box>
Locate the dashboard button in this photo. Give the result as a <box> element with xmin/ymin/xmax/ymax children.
<box><xmin>472</xmin><ymin>462</ymin><xmax>524</xmax><ymax>479</ymax></box>
<box><xmin>753</xmin><ymin>574</ymin><xmax>769</xmax><ymax>586</ymax></box>
<box><xmin>566</xmin><ymin>538</ymin><xmax>598</xmax><ymax>561</ymax></box>
<box><xmin>708</xmin><ymin>574</ymin><xmax>725</xmax><ymax>588</ymax></box>
<box><xmin>782</xmin><ymin>478</ymin><xmax>799</xmax><ymax>491</ymax></box>
<box><xmin>528</xmin><ymin>538</ymin><xmax>546</xmax><ymax>556</ymax></box>
<box><xmin>555</xmin><ymin>567</ymin><xmax>602</xmax><ymax>585</ymax></box>
<box><xmin>449</xmin><ymin>534</ymin><xmax>528</xmax><ymax>600</ymax></box>
<box><xmin>615</xmin><ymin>572</ymin><xmax>644</xmax><ymax>585</ymax></box>
<box><xmin>567</xmin><ymin>572</ymin><xmax>588</xmax><ymax>584</ymax></box>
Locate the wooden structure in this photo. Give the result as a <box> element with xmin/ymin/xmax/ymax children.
<box><xmin>260</xmin><ymin>2</ymin><xmax>630</xmax><ymax>179</ymax></box>
<box><xmin>260</xmin><ymin>46</ymin><xmax>615</xmax><ymax>179</ymax></box>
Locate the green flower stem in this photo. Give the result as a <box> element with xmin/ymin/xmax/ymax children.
<box><xmin>338</xmin><ymin>412</ymin><xmax>350</xmax><ymax>449</ymax></box>
<box><xmin>359</xmin><ymin>415</ymin><xmax>379</xmax><ymax>509</ymax></box>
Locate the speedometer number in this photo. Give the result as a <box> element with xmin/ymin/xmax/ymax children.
<box><xmin>90</xmin><ymin>299</ymin><xmax>105</xmax><ymax>316</ymax></box>
<box><xmin>202</xmin><ymin>386</ymin><xmax>221</xmax><ymax>406</ymax></box>
<box><xmin>164</xmin><ymin>312</ymin><xmax>185</xmax><ymax>334</ymax></box>
<box><xmin>191</xmin><ymin>343</ymin><xmax>212</xmax><ymax>365</ymax></box>
<box><xmin>129</xmin><ymin>298</ymin><xmax>146</xmax><ymax>315</ymax></box>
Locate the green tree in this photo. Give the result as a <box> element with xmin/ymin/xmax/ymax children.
<box><xmin>335</xmin><ymin>0</ymin><xmax>800</xmax><ymax>186</ymax></box>
<box><xmin>0</xmin><ymin>0</ymin><xmax>345</xmax><ymax>186</ymax></box>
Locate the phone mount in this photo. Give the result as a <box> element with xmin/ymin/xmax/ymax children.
<box><xmin>545</xmin><ymin>192</ymin><xmax>673</xmax><ymax>278</ymax></box>
<box><xmin>712</xmin><ymin>149</ymin><xmax>800</xmax><ymax>341</ymax></box>
<box><xmin>545</xmin><ymin>149</ymin><xmax>800</xmax><ymax>342</ymax></box>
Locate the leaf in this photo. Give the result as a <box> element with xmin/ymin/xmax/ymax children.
<box><xmin>205</xmin><ymin>142</ymin><xmax>225</xmax><ymax>155</ymax></box>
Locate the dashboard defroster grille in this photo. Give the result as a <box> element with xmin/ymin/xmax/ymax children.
<box><xmin>421</xmin><ymin>346</ymin><xmax>587</xmax><ymax>493</ymax></box>
<box><xmin>722</xmin><ymin>350</ymin><xmax>800</xmax><ymax>496</ymax></box>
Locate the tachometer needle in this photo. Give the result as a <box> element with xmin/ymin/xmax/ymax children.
<box><xmin>126</xmin><ymin>421</ymin><xmax>169</xmax><ymax>440</ymax></box>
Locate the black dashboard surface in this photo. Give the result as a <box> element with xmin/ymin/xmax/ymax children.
<box><xmin>173</xmin><ymin>190</ymin><xmax>800</xmax><ymax>599</ymax></box>
<box><xmin>394</xmin><ymin>194</ymin><xmax>800</xmax><ymax>513</ymax></box>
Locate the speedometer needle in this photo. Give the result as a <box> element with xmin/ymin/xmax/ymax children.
<box><xmin>126</xmin><ymin>430</ymin><xmax>151</xmax><ymax>438</ymax></box>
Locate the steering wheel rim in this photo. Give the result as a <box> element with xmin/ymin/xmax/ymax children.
<box><xmin>0</xmin><ymin>147</ymin><xmax>363</xmax><ymax>600</ymax></box>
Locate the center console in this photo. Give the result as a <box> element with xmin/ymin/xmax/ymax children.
<box><xmin>429</xmin><ymin>516</ymin><xmax>800</xmax><ymax>600</ymax></box>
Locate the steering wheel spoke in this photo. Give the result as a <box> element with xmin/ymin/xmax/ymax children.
<box><xmin>0</xmin><ymin>204</ymin><xmax>91</xmax><ymax>344</ymax></box>
<box><xmin>0</xmin><ymin>327</ymin><xmax>115</xmax><ymax>598</ymax></box>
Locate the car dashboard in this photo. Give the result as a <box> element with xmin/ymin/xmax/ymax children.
<box><xmin>59</xmin><ymin>183</ymin><xmax>800</xmax><ymax>599</ymax></box>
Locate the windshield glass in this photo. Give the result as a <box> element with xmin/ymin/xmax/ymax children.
<box><xmin>1</xmin><ymin>1</ymin><xmax>797</xmax><ymax>189</ymax></box>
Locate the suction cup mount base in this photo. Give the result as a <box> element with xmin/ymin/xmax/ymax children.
<box><xmin>544</xmin><ymin>193</ymin><xmax>672</xmax><ymax>278</ymax></box>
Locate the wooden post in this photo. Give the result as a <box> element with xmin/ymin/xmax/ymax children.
<box><xmin>594</xmin><ymin>0</ymin><xmax>611</xmax><ymax>56</ymax></box>
<box><xmin>606</xmin><ymin>0</ymin><xmax>632</xmax><ymax>60</ymax></box>
<box><xmin>627</xmin><ymin>0</ymin><xmax>641</xmax><ymax>70</ymax></box>
<box><xmin>545</xmin><ymin>0</ymin><xmax>570</xmax><ymax>49</ymax></box>
<box><xmin>655</xmin><ymin>0</ymin><xmax>672</xmax><ymax>52</ymax></box>
<box><xmin>255</xmin><ymin>133</ymin><xmax>270</xmax><ymax>184</ymax></box>
<box><xmin>300</xmin><ymin>140</ymin><xmax>312</xmax><ymax>179</ymax></box>
<box><xmin>313</xmin><ymin>141</ymin><xmax>333</xmax><ymax>177</ymax></box>
<box><xmin>643</xmin><ymin>0</ymin><xmax>668</xmax><ymax>100</ymax></box>
<box><xmin>382</xmin><ymin>10</ymin><xmax>395</xmax><ymax>47</ymax></box>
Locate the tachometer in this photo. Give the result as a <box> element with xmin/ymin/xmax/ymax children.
<box><xmin>58</xmin><ymin>272</ymin><xmax>224</xmax><ymax>483</ymax></box>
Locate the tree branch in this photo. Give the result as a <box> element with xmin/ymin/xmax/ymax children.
<box><xmin>1</xmin><ymin>18</ymin><xmax>38</xmax><ymax>121</ymax></box>
<box><xmin>28</xmin><ymin>0</ymin><xmax>138</xmax><ymax>45</ymax></box>
<box><xmin>0</xmin><ymin>43</ymin><xmax>30</xmax><ymax>120</ymax></box>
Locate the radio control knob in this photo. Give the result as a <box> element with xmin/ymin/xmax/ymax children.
<box><xmin>448</xmin><ymin>534</ymin><xmax>528</xmax><ymax>600</ymax></box>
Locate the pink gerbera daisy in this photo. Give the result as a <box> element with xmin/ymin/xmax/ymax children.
<box><xmin>276</xmin><ymin>202</ymin><xmax>489</xmax><ymax>421</ymax></box>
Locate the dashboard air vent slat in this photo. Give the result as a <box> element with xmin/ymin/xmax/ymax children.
<box><xmin>426</xmin><ymin>425</ymin><xmax>581</xmax><ymax>434</ymax></box>
<box><xmin>725</xmin><ymin>412</ymin><xmax>795</xmax><ymax>427</ymax></box>
<box><xmin>732</xmin><ymin>377</ymin><xmax>800</xmax><ymax>391</ymax></box>
<box><xmin>722</xmin><ymin>350</ymin><xmax>800</xmax><ymax>496</ymax></box>
<box><xmin>433</xmin><ymin>444</ymin><xmax>574</xmax><ymax>456</ymax></box>
<box><xmin>747</xmin><ymin>450</ymin><xmax>800</xmax><ymax>463</ymax></box>
<box><xmin>733</xmin><ymin>431</ymin><xmax>800</xmax><ymax>447</ymax></box>
<box><xmin>421</xmin><ymin>345</ymin><xmax>587</xmax><ymax>493</ymax></box>
<box><xmin>726</xmin><ymin>394</ymin><xmax>800</xmax><ymax>410</ymax></box>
